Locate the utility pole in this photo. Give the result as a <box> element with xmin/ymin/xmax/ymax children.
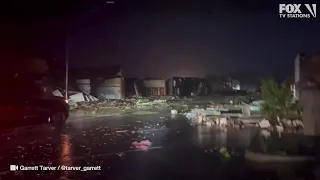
<box><xmin>64</xmin><ymin>4</ymin><xmax>105</xmax><ymax>102</ymax></box>
<box><xmin>65</xmin><ymin>19</ymin><xmax>70</xmax><ymax>102</ymax></box>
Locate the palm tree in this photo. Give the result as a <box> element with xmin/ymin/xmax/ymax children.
<box><xmin>260</xmin><ymin>78</ymin><xmax>294</xmax><ymax>125</ymax></box>
<box><xmin>288</xmin><ymin>100</ymin><xmax>302</xmax><ymax>120</ymax></box>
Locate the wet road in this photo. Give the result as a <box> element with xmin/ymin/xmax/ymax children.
<box><xmin>0</xmin><ymin>110</ymin><xmax>273</xmax><ymax>180</ymax></box>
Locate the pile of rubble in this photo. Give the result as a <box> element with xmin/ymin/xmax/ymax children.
<box><xmin>174</xmin><ymin>106</ymin><xmax>304</xmax><ymax>132</ymax></box>
<box><xmin>256</xmin><ymin>119</ymin><xmax>304</xmax><ymax>133</ymax></box>
<box><xmin>177</xmin><ymin>108</ymin><xmax>244</xmax><ymax>128</ymax></box>
<box><xmin>80</xmin><ymin>100</ymin><xmax>135</xmax><ymax>109</ymax></box>
<box><xmin>69</xmin><ymin>100</ymin><xmax>135</xmax><ymax>114</ymax></box>
<box><xmin>135</xmin><ymin>99</ymin><xmax>168</xmax><ymax>106</ymax></box>
<box><xmin>69</xmin><ymin>98</ymin><xmax>171</xmax><ymax>116</ymax></box>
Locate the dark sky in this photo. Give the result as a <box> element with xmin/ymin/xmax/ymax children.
<box><xmin>1</xmin><ymin>0</ymin><xmax>319</xmax><ymax>82</ymax></box>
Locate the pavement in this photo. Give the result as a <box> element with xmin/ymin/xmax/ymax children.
<box><xmin>0</xmin><ymin>110</ymin><xmax>303</xmax><ymax>180</ymax></box>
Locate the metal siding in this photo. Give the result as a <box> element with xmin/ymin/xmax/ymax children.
<box><xmin>97</xmin><ymin>87</ymin><xmax>122</xmax><ymax>99</ymax></box>
<box><xmin>143</xmin><ymin>80</ymin><xmax>166</xmax><ymax>88</ymax></box>
<box><xmin>100</xmin><ymin>78</ymin><xmax>122</xmax><ymax>87</ymax></box>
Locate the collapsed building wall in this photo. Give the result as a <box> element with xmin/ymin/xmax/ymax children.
<box><xmin>70</xmin><ymin>66</ymin><xmax>124</xmax><ymax>99</ymax></box>
<box><xmin>142</xmin><ymin>79</ymin><xmax>166</xmax><ymax>96</ymax></box>
<box><xmin>96</xmin><ymin>77</ymin><xmax>125</xmax><ymax>99</ymax></box>
<box><xmin>168</xmin><ymin>77</ymin><xmax>207</xmax><ymax>96</ymax></box>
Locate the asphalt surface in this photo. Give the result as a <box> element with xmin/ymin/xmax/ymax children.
<box><xmin>0</xmin><ymin>110</ymin><xmax>281</xmax><ymax>180</ymax></box>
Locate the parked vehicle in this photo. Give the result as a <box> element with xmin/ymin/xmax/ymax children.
<box><xmin>0</xmin><ymin>95</ymin><xmax>69</xmax><ymax>129</ymax></box>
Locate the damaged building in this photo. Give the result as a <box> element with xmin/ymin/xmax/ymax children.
<box><xmin>210</xmin><ymin>77</ymin><xmax>241</xmax><ymax>93</ymax></box>
<box><xmin>142</xmin><ymin>78</ymin><xmax>167</xmax><ymax>96</ymax></box>
<box><xmin>70</xmin><ymin>66</ymin><xmax>125</xmax><ymax>100</ymax></box>
<box><xmin>168</xmin><ymin>77</ymin><xmax>208</xmax><ymax>96</ymax></box>
<box><xmin>124</xmin><ymin>78</ymin><xmax>167</xmax><ymax>97</ymax></box>
<box><xmin>226</xmin><ymin>78</ymin><xmax>240</xmax><ymax>90</ymax></box>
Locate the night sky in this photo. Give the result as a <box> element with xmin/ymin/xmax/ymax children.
<box><xmin>1</xmin><ymin>0</ymin><xmax>319</xmax><ymax>82</ymax></box>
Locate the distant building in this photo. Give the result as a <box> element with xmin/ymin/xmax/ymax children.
<box><xmin>221</xmin><ymin>77</ymin><xmax>241</xmax><ymax>91</ymax></box>
<box><xmin>208</xmin><ymin>77</ymin><xmax>241</xmax><ymax>93</ymax></box>
<box><xmin>168</xmin><ymin>77</ymin><xmax>207</xmax><ymax>96</ymax></box>
<box><xmin>142</xmin><ymin>79</ymin><xmax>167</xmax><ymax>96</ymax></box>
<box><xmin>70</xmin><ymin>66</ymin><xmax>124</xmax><ymax>99</ymax></box>
<box><xmin>226</xmin><ymin>79</ymin><xmax>240</xmax><ymax>90</ymax></box>
<box><xmin>240</xmin><ymin>84</ymin><xmax>258</xmax><ymax>92</ymax></box>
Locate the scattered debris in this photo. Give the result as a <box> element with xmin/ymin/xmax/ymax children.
<box><xmin>69</xmin><ymin>92</ymin><xmax>99</xmax><ymax>103</ymax></box>
<box><xmin>132</xmin><ymin>140</ymin><xmax>152</xmax><ymax>151</ymax></box>
<box><xmin>219</xmin><ymin>117</ymin><xmax>228</xmax><ymax>126</ymax></box>
<box><xmin>52</xmin><ymin>90</ymin><xmax>63</xmax><ymax>97</ymax></box>
<box><xmin>70</xmin><ymin>98</ymin><xmax>170</xmax><ymax>115</ymax></box>
<box><xmin>183</xmin><ymin>107</ymin><xmax>246</xmax><ymax>128</ymax></box>
<box><xmin>260</xmin><ymin>129</ymin><xmax>271</xmax><ymax>138</ymax></box>
<box><xmin>219</xmin><ymin>147</ymin><xmax>231</xmax><ymax>160</ymax></box>
<box><xmin>258</xmin><ymin>119</ymin><xmax>271</xmax><ymax>129</ymax></box>
<box><xmin>275</xmin><ymin>125</ymin><xmax>284</xmax><ymax>133</ymax></box>
<box><xmin>136</xmin><ymin>98</ymin><xmax>150</xmax><ymax>104</ymax></box>
<box><xmin>171</xmin><ymin>110</ymin><xmax>178</xmax><ymax>115</ymax></box>
<box><xmin>284</xmin><ymin>119</ymin><xmax>304</xmax><ymax>128</ymax></box>
<box><xmin>255</xmin><ymin>118</ymin><xmax>304</xmax><ymax>134</ymax></box>
<box><xmin>116</xmin><ymin>130</ymin><xmax>128</xmax><ymax>133</ymax></box>
<box><xmin>117</xmin><ymin>152</ymin><xmax>125</xmax><ymax>158</ymax></box>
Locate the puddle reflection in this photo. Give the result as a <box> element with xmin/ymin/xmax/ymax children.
<box><xmin>194</xmin><ymin>126</ymin><xmax>256</xmax><ymax>148</ymax></box>
<box><xmin>59</xmin><ymin>134</ymin><xmax>73</xmax><ymax>176</ymax></box>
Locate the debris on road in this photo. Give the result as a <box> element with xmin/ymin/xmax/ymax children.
<box><xmin>258</xmin><ymin>119</ymin><xmax>271</xmax><ymax>129</ymax></box>
<box><xmin>69</xmin><ymin>92</ymin><xmax>99</xmax><ymax>103</ymax></box>
<box><xmin>171</xmin><ymin>110</ymin><xmax>178</xmax><ymax>115</ymax></box>
<box><xmin>135</xmin><ymin>98</ymin><xmax>150</xmax><ymax>104</ymax></box>
<box><xmin>182</xmin><ymin>107</ymin><xmax>245</xmax><ymax>128</ymax></box>
<box><xmin>52</xmin><ymin>89</ymin><xmax>63</xmax><ymax>97</ymax></box>
<box><xmin>219</xmin><ymin>147</ymin><xmax>231</xmax><ymax>161</ymax></box>
<box><xmin>69</xmin><ymin>97</ymin><xmax>174</xmax><ymax>116</ymax></box>
<box><xmin>260</xmin><ymin>129</ymin><xmax>271</xmax><ymax>138</ymax></box>
<box><xmin>255</xmin><ymin>118</ymin><xmax>304</xmax><ymax>134</ymax></box>
<box><xmin>132</xmin><ymin>140</ymin><xmax>152</xmax><ymax>151</ymax></box>
<box><xmin>69</xmin><ymin>94</ymin><xmax>253</xmax><ymax>118</ymax></box>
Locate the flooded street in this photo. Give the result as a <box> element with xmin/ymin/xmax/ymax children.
<box><xmin>0</xmin><ymin>110</ymin><xmax>305</xmax><ymax>180</ymax></box>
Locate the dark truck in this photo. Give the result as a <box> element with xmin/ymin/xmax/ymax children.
<box><xmin>0</xmin><ymin>95</ymin><xmax>69</xmax><ymax>129</ymax></box>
